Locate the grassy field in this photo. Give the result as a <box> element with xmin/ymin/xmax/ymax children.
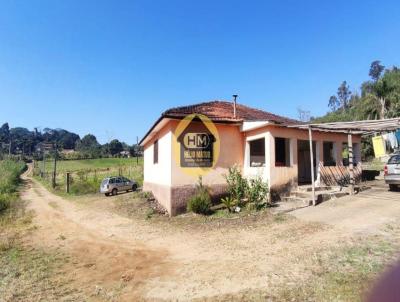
<box><xmin>39</xmin><ymin>157</ymin><xmax>143</xmax><ymax>173</ymax></box>
<box><xmin>34</xmin><ymin>157</ymin><xmax>143</xmax><ymax>195</ymax></box>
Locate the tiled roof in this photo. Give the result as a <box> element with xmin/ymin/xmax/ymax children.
<box><xmin>162</xmin><ymin>100</ymin><xmax>299</xmax><ymax>124</ymax></box>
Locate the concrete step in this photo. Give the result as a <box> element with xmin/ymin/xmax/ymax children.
<box><xmin>284</xmin><ymin>190</ymin><xmax>348</xmax><ymax>205</ymax></box>
<box><xmin>297</xmin><ymin>185</ymin><xmax>342</xmax><ymax>193</ymax></box>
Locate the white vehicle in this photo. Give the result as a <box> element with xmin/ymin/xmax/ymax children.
<box><xmin>384</xmin><ymin>154</ymin><xmax>400</xmax><ymax>191</ymax></box>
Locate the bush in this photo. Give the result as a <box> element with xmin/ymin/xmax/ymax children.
<box><xmin>246</xmin><ymin>176</ymin><xmax>269</xmax><ymax>210</ymax></box>
<box><xmin>224</xmin><ymin>165</ymin><xmax>248</xmax><ymax>205</ymax></box>
<box><xmin>187</xmin><ymin>177</ymin><xmax>211</xmax><ymax>215</ymax></box>
<box><xmin>187</xmin><ymin>189</ymin><xmax>211</xmax><ymax>214</ymax></box>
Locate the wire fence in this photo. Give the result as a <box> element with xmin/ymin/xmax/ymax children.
<box><xmin>33</xmin><ymin>161</ymin><xmax>143</xmax><ymax>195</ymax></box>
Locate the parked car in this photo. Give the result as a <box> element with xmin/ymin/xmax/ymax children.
<box><xmin>100</xmin><ymin>176</ymin><xmax>138</xmax><ymax>196</ymax></box>
<box><xmin>384</xmin><ymin>154</ymin><xmax>400</xmax><ymax>191</ymax></box>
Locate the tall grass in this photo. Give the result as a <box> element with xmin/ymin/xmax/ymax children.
<box><xmin>0</xmin><ymin>160</ymin><xmax>26</xmax><ymax>212</ymax></box>
<box><xmin>34</xmin><ymin>158</ymin><xmax>143</xmax><ymax>195</ymax></box>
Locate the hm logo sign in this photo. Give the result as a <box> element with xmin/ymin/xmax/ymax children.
<box><xmin>183</xmin><ymin>133</ymin><xmax>210</xmax><ymax>149</ymax></box>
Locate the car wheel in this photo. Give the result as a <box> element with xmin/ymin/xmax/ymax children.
<box><xmin>105</xmin><ymin>193</ymin><xmax>110</xmax><ymax>197</ymax></box>
<box><xmin>132</xmin><ymin>184</ymin><xmax>137</xmax><ymax>192</ymax></box>
<box><xmin>112</xmin><ymin>188</ymin><xmax>118</xmax><ymax>196</ymax></box>
<box><xmin>389</xmin><ymin>184</ymin><xmax>397</xmax><ymax>191</ymax></box>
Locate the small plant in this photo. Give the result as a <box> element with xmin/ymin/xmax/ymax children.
<box><xmin>187</xmin><ymin>176</ymin><xmax>211</xmax><ymax>215</ymax></box>
<box><xmin>220</xmin><ymin>196</ymin><xmax>237</xmax><ymax>213</ymax></box>
<box><xmin>246</xmin><ymin>176</ymin><xmax>269</xmax><ymax>210</ymax></box>
<box><xmin>224</xmin><ymin>165</ymin><xmax>248</xmax><ymax>206</ymax></box>
<box><xmin>145</xmin><ymin>208</ymin><xmax>155</xmax><ymax>220</ymax></box>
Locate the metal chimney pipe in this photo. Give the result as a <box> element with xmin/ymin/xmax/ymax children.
<box><xmin>232</xmin><ymin>94</ymin><xmax>238</xmax><ymax>118</ymax></box>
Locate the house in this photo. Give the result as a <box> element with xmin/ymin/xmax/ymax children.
<box><xmin>139</xmin><ymin>100</ymin><xmax>362</xmax><ymax>216</ymax></box>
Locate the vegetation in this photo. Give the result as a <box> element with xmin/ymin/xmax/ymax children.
<box><xmin>313</xmin><ymin>61</ymin><xmax>400</xmax><ymax>159</ymax></box>
<box><xmin>187</xmin><ymin>177</ymin><xmax>212</xmax><ymax>215</ymax></box>
<box><xmin>246</xmin><ymin>176</ymin><xmax>269</xmax><ymax>209</ymax></box>
<box><xmin>34</xmin><ymin>157</ymin><xmax>143</xmax><ymax>195</ymax></box>
<box><xmin>224</xmin><ymin>165</ymin><xmax>248</xmax><ymax>204</ymax></box>
<box><xmin>224</xmin><ymin>165</ymin><xmax>269</xmax><ymax>211</ymax></box>
<box><xmin>0</xmin><ymin>160</ymin><xmax>26</xmax><ymax>212</ymax></box>
<box><xmin>0</xmin><ymin>123</ymin><xmax>141</xmax><ymax>160</ymax></box>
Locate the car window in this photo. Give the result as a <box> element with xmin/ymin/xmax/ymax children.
<box><xmin>388</xmin><ymin>155</ymin><xmax>400</xmax><ymax>164</ymax></box>
<box><xmin>116</xmin><ymin>177</ymin><xmax>123</xmax><ymax>183</ymax></box>
<box><xmin>122</xmin><ymin>177</ymin><xmax>129</xmax><ymax>182</ymax></box>
<box><xmin>109</xmin><ymin>178</ymin><xmax>115</xmax><ymax>184</ymax></box>
<box><xmin>101</xmin><ymin>179</ymin><xmax>108</xmax><ymax>186</ymax></box>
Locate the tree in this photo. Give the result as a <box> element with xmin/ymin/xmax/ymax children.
<box><xmin>75</xmin><ymin>134</ymin><xmax>101</xmax><ymax>158</ymax></box>
<box><xmin>108</xmin><ymin>139</ymin><xmax>123</xmax><ymax>156</ymax></box>
<box><xmin>337</xmin><ymin>81</ymin><xmax>352</xmax><ymax>110</ymax></box>
<box><xmin>369</xmin><ymin>60</ymin><xmax>385</xmax><ymax>82</ymax></box>
<box><xmin>0</xmin><ymin>123</ymin><xmax>10</xmax><ymax>143</ymax></box>
<box><xmin>328</xmin><ymin>95</ymin><xmax>340</xmax><ymax>111</ymax></box>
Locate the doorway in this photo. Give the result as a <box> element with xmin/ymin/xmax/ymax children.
<box><xmin>297</xmin><ymin>140</ymin><xmax>317</xmax><ymax>184</ymax></box>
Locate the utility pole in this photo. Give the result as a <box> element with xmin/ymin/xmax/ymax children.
<box><xmin>136</xmin><ymin>136</ymin><xmax>139</xmax><ymax>165</ymax></box>
<box><xmin>42</xmin><ymin>150</ymin><xmax>46</xmax><ymax>178</ymax></box>
<box><xmin>52</xmin><ymin>143</ymin><xmax>58</xmax><ymax>189</ymax></box>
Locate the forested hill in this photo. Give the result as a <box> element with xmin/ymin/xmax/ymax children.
<box><xmin>313</xmin><ymin>61</ymin><xmax>400</xmax><ymax>123</ymax></box>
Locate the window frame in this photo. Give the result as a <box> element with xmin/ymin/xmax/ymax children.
<box><xmin>249</xmin><ymin>138</ymin><xmax>266</xmax><ymax>167</ymax></box>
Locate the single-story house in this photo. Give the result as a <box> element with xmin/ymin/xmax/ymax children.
<box><xmin>139</xmin><ymin>100</ymin><xmax>362</xmax><ymax>216</ymax></box>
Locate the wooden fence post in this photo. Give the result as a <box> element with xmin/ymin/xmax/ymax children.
<box><xmin>66</xmin><ymin>172</ymin><xmax>70</xmax><ymax>193</ymax></box>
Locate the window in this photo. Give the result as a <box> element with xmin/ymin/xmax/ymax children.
<box><xmin>249</xmin><ymin>138</ymin><xmax>265</xmax><ymax>167</ymax></box>
<box><xmin>153</xmin><ymin>139</ymin><xmax>158</xmax><ymax>164</ymax></box>
<box><xmin>275</xmin><ymin>137</ymin><xmax>291</xmax><ymax>167</ymax></box>
<box><xmin>323</xmin><ymin>142</ymin><xmax>336</xmax><ymax>166</ymax></box>
<box><xmin>388</xmin><ymin>155</ymin><xmax>400</xmax><ymax>164</ymax></box>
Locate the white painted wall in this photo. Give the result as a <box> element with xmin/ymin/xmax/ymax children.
<box><xmin>143</xmin><ymin>130</ymin><xmax>172</xmax><ymax>187</ymax></box>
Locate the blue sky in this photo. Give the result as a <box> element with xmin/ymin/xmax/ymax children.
<box><xmin>0</xmin><ymin>0</ymin><xmax>400</xmax><ymax>144</ymax></box>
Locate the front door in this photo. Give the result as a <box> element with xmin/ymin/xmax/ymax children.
<box><xmin>297</xmin><ymin>140</ymin><xmax>316</xmax><ymax>184</ymax></box>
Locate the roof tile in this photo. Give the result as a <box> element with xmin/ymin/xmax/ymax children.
<box><xmin>162</xmin><ymin>100</ymin><xmax>298</xmax><ymax>125</ymax></box>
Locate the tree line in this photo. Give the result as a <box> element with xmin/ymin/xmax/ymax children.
<box><xmin>0</xmin><ymin>124</ymin><xmax>141</xmax><ymax>160</ymax></box>
<box><xmin>312</xmin><ymin>60</ymin><xmax>400</xmax><ymax>159</ymax></box>
<box><xmin>314</xmin><ymin>60</ymin><xmax>400</xmax><ymax>123</ymax></box>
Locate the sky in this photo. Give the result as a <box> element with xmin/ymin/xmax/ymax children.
<box><xmin>1</xmin><ymin>0</ymin><xmax>400</xmax><ymax>144</ymax></box>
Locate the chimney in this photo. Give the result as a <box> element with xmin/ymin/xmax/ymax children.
<box><xmin>232</xmin><ymin>94</ymin><xmax>238</xmax><ymax>118</ymax></box>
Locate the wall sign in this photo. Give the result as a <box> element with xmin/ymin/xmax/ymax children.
<box><xmin>173</xmin><ymin>114</ymin><xmax>220</xmax><ymax>175</ymax></box>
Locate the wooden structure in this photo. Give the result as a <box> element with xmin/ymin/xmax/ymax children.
<box><xmin>289</xmin><ymin>118</ymin><xmax>400</xmax><ymax>205</ymax></box>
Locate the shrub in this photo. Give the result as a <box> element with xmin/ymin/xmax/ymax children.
<box><xmin>221</xmin><ymin>196</ymin><xmax>238</xmax><ymax>213</ymax></box>
<box><xmin>187</xmin><ymin>189</ymin><xmax>211</xmax><ymax>214</ymax></box>
<box><xmin>187</xmin><ymin>177</ymin><xmax>211</xmax><ymax>215</ymax></box>
<box><xmin>246</xmin><ymin>176</ymin><xmax>269</xmax><ymax>210</ymax></box>
<box><xmin>224</xmin><ymin>165</ymin><xmax>248</xmax><ymax>205</ymax></box>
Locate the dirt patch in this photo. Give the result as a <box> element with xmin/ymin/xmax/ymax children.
<box><xmin>20</xmin><ymin>169</ymin><xmax>174</xmax><ymax>301</ymax></box>
<box><xmin>12</xmin><ymin>167</ymin><xmax>400</xmax><ymax>301</ymax></box>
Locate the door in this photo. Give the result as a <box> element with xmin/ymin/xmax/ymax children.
<box><xmin>297</xmin><ymin>140</ymin><xmax>316</xmax><ymax>184</ymax></box>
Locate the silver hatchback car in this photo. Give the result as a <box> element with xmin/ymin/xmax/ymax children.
<box><xmin>100</xmin><ymin>176</ymin><xmax>138</xmax><ymax>196</ymax></box>
<box><xmin>384</xmin><ymin>154</ymin><xmax>400</xmax><ymax>191</ymax></box>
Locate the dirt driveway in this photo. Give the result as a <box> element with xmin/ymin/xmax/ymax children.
<box><xmin>20</xmin><ymin>167</ymin><xmax>400</xmax><ymax>301</ymax></box>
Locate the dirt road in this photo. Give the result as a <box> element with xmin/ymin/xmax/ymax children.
<box><xmin>20</xmin><ymin>166</ymin><xmax>400</xmax><ymax>301</ymax></box>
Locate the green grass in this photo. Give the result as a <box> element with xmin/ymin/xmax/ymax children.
<box><xmin>0</xmin><ymin>160</ymin><xmax>26</xmax><ymax>212</ymax></box>
<box><xmin>34</xmin><ymin>157</ymin><xmax>143</xmax><ymax>196</ymax></box>
<box><xmin>38</xmin><ymin>157</ymin><xmax>143</xmax><ymax>173</ymax></box>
